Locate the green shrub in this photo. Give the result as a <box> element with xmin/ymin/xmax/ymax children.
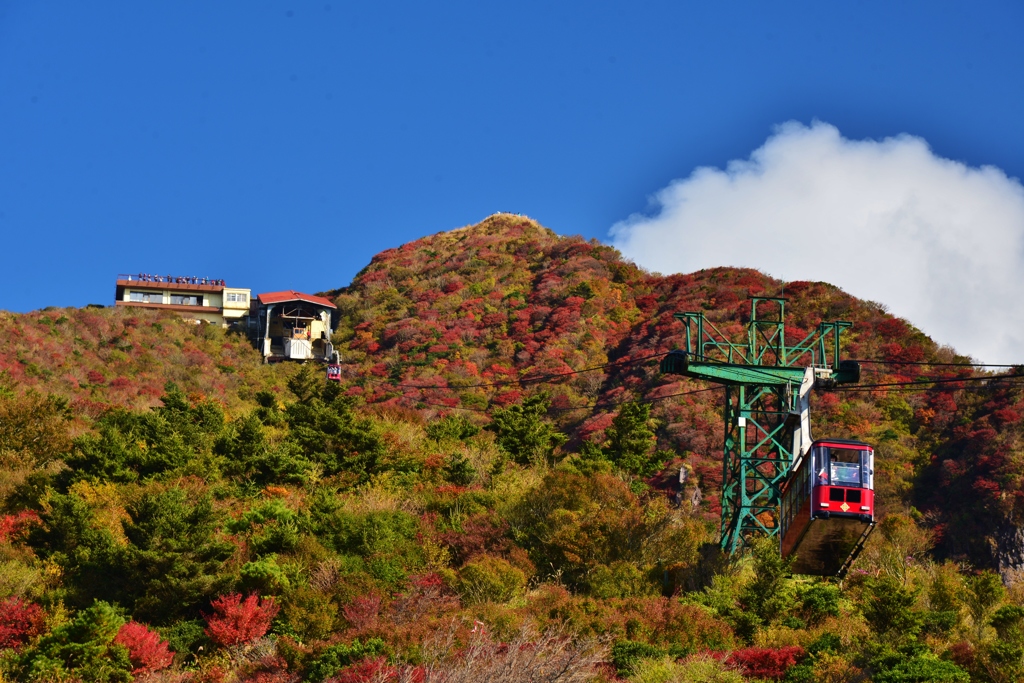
<box><xmin>611</xmin><ymin>640</ymin><xmax>664</xmax><ymax>675</ymax></box>
<box><xmin>991</xmin><ymin>604</ymin><xmax>1024</xmax><ymax>644</ymax></box>
<box><xmin>962</xmin><ymin>571</ymin><xmax>1005</xmax><ymax>639</ymax></box>
<box><xmin>216</xmin><ymin>413</ymin><xmax>312</xmax><ymax>485</ymax></box>
<box><xmin>602</xmin><ymin>401</ymin><xmax>666</xmax><ymax>476</ymax></box>
<box><xmin>873</xmin><ymin>654</ymin><xmax>969</xmax><ymax>683</ymax></box>
<box><xmin>799</xmin><ymin>582</ymin><xmax>841</xmax><ymax>625</ymax></box>
<box><xmin>586</xmin><ymin>561</ymin><xmax>656</xmax><ymax>598</ymax></box>
<box><xmin>306</xmin><ymin>637</ymin><xmax>387</xmax><ymax>682</ymax></box>
<box><xmin>510</xmin><ymin>470</ymin><xmax>685</xmax><ymax>590</ymax></box>
<box><xmin>456</xmin><ymin>555</ymin><xmax>526</xmax><ymax>604</ymax></box>
<box><xmin>281</xmin><ymin>586</ymin><xmax>336</xmax><ymax>642</ymax></box>
<box><xmin>806</xmin><ymin>632</ymin><xmax>841</xmax><ymax>655</ymax></box>
<box><xmin>309</xmin><ymin>503</ymin><xmax>422</xmax><ymax>575</ymax></box>
<box><xmin>27</xmin><ymin>492</ymin><xmax>122</xmax><ymax>609</ymax></box>
<box><xmin>155</xmin><ymin>619</ymin><xmax>207</xmax><ymax>655</ymax></box>
<box><xmin>366</xmin><ymin>556</ymin><xmax>409</xmax><ymax>587</ymax></box>
<box><xmin>62</xmin><ymin>386</ymin><xmax>224</xmax><ymax>486</ymax></box>
<box><xmin>230</xmin><ymin>499</ymin><xmax>301</xmax><ymax>556</ymax></box>
<box><xmin>921</xmin><ymin>610</ymin><xmax>958</xmax><ymax>635</ymax></box>
<box><xmin>426</xmin><ymin>414</ymin><xmax>480</xmax><ymax>442</ymax></box>
<box><xmin>630</xmin><ymin>654</ymin><xmax>744</xmax><ymax>683</ymax></box>
<box><xmin>285</xmin><ymin>394</ymin><xmax>385</xmax><ymax>479</ymax></box>
<box><xmin>120</xmin><ymin>488</ymin><xmax>235</xmax><ymax>623</ymax></box>
<box><xmin>240</xmin><ymin>555</ymin><xmax>291</xmax><ymax>594</ymax></box>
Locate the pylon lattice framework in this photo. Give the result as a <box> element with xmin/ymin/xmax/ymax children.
<box><xmin>660</xmin><ymin>297</ymin><xmax>858</xmax><ymax>554</ymax></box>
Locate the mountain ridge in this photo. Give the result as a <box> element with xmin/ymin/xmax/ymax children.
<box><xmin>1</xmin><ymin>213</ymin><xmax>1017</xmax><ymax>567</ymax></box>
<box><xmin>0</xmin><ymin>214</ymin><xmax>1022</xmax><ymax>681</ymax></box>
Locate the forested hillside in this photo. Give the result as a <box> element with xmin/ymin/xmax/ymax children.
<box><xmin>1</xmin><ymin>214</ymin><xmax>1022</xmax><ymax>682</ymax></box>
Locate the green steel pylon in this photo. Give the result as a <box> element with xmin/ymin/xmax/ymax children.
<box><xmin>660</xmin><ymin>297</ymin><xmax>859</xmax><ymax>554</ymax></box>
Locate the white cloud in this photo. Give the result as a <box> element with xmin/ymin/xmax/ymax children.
<box><xmin>610</xmin><ymin>121</ymin><xmax>1024</xmax><ymax>363</ymax></box>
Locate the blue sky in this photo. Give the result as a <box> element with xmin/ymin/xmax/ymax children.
<box><xmin>1</xmin><ymin>1</ymin><xmax>1022</xmax><ymax>320</ymax></box>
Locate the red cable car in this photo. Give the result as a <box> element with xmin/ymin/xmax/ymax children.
<box><xmin>780</xmin><ymin>439</ymin><xmax>875</xmax><ymax>576</ymax></box>
<box><xmin>811</xmin><ymin>439</ymin><xmax>875</xmax><ymax>523</ymax></box>
<box><xmin>326</xmin><ymin>364</ymin><xmax>342</xmax><ymax>382</ymax></box>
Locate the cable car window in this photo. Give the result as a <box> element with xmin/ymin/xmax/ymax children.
<box><xmin>846</xmin><ymin>489</ymin><xmax>862</xmax><ymax>503</ymax></box>
<box><xmin>814</xmin><ymin>447</ymin><xmax>829</xmax><ymax>485</ymax></box>
<box><xmin>829</xmin><ymin>447</ymin><xmax>862</xmax><ymax>485</ymax></box>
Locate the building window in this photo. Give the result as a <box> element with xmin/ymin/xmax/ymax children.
<box><xmin>226</xmin><ymin>292</ymin><xmax>247</xmax><ymax>303</ymax></box>
<box><xmin>130</xmin><ymin>291</ymin><xmax>163</xmax><ymax>304</ymax></box>
<box><xmin>170</xmin><ymin>295</ymin><xmax>201</xmax><ymax>306</ymax></box>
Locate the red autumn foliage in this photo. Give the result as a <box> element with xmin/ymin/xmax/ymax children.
<box><xmin>726</xmin><ymin>646</ymin><xmax>806</xmax><ymax>680</ymax></box>
<box><xmin>327</xmin><ymin>657</ymin><xmax>426</xmax><ymax>683</ymax></box>
<box><xmin>342</xmin><ymin>593</ymin><xmax>381</xmax><ymax>631</ymax></box>
<box><xmin>947</xmin><ymin>641</ymin><xmax>976</xmax><ymax>669</ymax></box>
<box><xmin>389</xmin><ymin>573</ymin><xmax>460</xmax><ymax>625</ymax></box>
<box><xmin>237</xmin><ymin>654</ymin><xmax>299</xmax><ymax>683</ymax></box>
<box><xmin>244</xmin><ymin>673</ymin><xmax>300</xmax><ymax>683</ymax></box>
<box><xmin>817</xmin><ymin>392</ymin><xmax>841</xmax><ymax>417</ymax></box>
<box><xmin>438</xmin><ymin>513</ymin><xmax>512</xmax><ymax>565</ymax></box>
<box><xmin>114</xmin><ymin>621</ymin><xmax>175</xmax><ymax>674</ymax></box>
<box><xmin>203</xmin><ymin>593</ymin><xmax>280</xmax><ymax>647</ymax></box>
<box><xmin>196</xmin><ymin>665</ymin><xmax>228</xmax><ymax>683</ymax></box>
<box><xmin>0</xmin><ymin>597</ymin><xmax>45</xmax><ymax>649</ymax></box>
<box><xmin>0</xmin><ymin>510</ymin><xmax>41</xmax><ymax>543</ymax></box>
<box><xmin>877</xmin><ymin>317</ymin><xmax>910</xmax><ymax>339</ymax></box>
<box><xmin>442</xmin><ymin>280</ymin><xmax>463</xmax><ymax>294</ymax></box>
<box><xmin>993</xmin><ymin>408</ymin><xmax>1021</xmax><ymax>426</ymax></box>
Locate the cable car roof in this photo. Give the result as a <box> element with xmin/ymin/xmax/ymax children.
<box><xmin>256</xmin><ymin>290</ymin><xmax>337</xmax><ymax>308</ymax></box>
<box><xmin>812</xmin><ymin>438</ymin><xmax>873</xmax><ymax>449</ymax></box>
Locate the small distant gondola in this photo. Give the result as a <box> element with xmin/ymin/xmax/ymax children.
<box><xmin>779</xmin><ymin>439</ymin><xmax>876</xmax><ymax>576</ymax></box>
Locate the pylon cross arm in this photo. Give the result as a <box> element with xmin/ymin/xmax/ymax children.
<box><xmin>660</xmin><ymin>352</ymin><xmax>806</xmax><ymax>386</ymax></box>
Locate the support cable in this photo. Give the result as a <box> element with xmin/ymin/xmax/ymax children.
<box><xmin>356</xmin><ymin>351</ymin><xmax>670</xmax><ymax>390</ymax></box>
<box><xmin>852</xmin><ymin>359</ymin><xmax>1020</xmax><ymax>368</ymax></box>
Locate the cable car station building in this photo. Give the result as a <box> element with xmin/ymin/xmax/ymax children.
<box><xmin>113</xmin><ymin>275</ymin><xmax>337</xmax><ymax>364</ymax></box>
<box><xmin>247</xmin><ymin>290</ymin><xmax>337</xmax><ymax>362</ymax></box>
<box><xmin>114</xmin><ymin>274</ymin><xmax>251</xmax><ymax>327</ymax></box>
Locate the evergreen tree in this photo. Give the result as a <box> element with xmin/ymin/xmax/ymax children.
<box><xmin>488</xmin><ymin>394</ymin><xmax>566</xmax><ymax>466</ymax></box>
<box><xmin>28</xmin><ymin>493</ymin><xmax>124</xmax><ymax>609</ymax></box>
<box><xmin>426</xmin><ymin>414</ymin><xmax>480</xmax><ymax>442</ymax></box>
<box><xmin>215</xmin><ymin>412</ymin><xmax>312</xmax><ymax>485</ymax></box>
<box><xmin>285</xmin><ymin>393</ymin><xmax>384</xmax><ymax>480</ymax></box>
<box><xmin>287</xmin><ymin>364</ymin><xmax>325</xmax><ymax>404</ymax></box>
<box><xmin>602</xmin><ymin>401</ymin><xmax>667</xmax><ymax>476</ymax></box>
<box><xmin>120</xmin><ymin>488</ymin><xmax>235</xmax><ymax>623</ymax></box>
<box><xmin>15</xmin><ymin>601</ymin><xmax>133</xmax><ymax>683</ymax></box>
<box><xmin>739</xmin><ymin>536</ymin><xmax>794</xmax><ymax>626</ymax></box>
<box><xmin>442</xmin><ymin>452</ymin><xmax>477</xmax><ymax>485</ymax></box>
<box><xmin>962</xmin><ymin>571</ymin><xmax>1005</xmax><ymax>639</ymax></box>
<box><xmin>863</xmin><ymin>576</ymin><xmax>923</xmax><ymax>640</ymax></box>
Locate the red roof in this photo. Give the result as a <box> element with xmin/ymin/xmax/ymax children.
<box><xmin>256</xmin><ymin>290</ymin><xmax>337</xmax><ymax>308</ymax></box>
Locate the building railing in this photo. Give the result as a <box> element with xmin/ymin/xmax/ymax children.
<box><xmin>119</xmin><ymin>273</ymin><xmax>227</xmax><ymax>286</ymax></box>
